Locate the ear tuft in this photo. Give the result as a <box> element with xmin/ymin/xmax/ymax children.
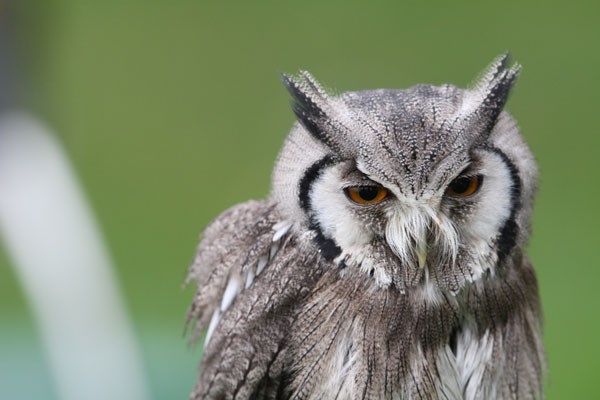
<box><xmin>281</xmin><ymin>71</ymin><xmax>353</xmax><ymax>156</ymax></box>
<box><xmin>467</xmin><ymin>53</ymin><xmax>521</xmax><ymax>133</ymax></box>
<box><xmin>281</xmin><ymin>71</ymin><xmax>329</xmax><ymax>143</ymax></box>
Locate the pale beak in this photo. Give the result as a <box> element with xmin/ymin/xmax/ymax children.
<box><xmin>417</xmin><ymin>240</ymin><xmax>428</xmax><ymax>269</ymax></box>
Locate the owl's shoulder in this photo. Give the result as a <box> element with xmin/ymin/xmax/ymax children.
<box><xmin>186</xmin><ymin>200</ymin><xmax>284</xmax><ymax>334</ymax></box>
<box><xmin>187</xmin><ymin>200</ymin><xmax>326</xmax><ymax>399</ymax></box>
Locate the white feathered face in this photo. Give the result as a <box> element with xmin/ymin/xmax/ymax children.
<box><xmin>306</xmin><ymin>147</ymin><xmax>517</xmax><ymax>290</ymax></box>
<box><xmin>273</xmin><ymin>55</ymin><xmax>536</xmax><ymax>293</ymax></box>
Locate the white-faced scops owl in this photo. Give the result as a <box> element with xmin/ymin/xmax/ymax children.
<box><xmin>186</xmin><ymin>54</ymin><xmax>545</xmax><ymax>400</ymax></box>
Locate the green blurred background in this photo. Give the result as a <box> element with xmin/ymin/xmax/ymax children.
<box><xmin>1</xmin><ymin>1</ymin><xmax>598</xmax><ymax>398</ymax></box>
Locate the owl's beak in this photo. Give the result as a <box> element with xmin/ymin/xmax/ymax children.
<box><xmin>417</xmin><ymin>240</ymin><xmax>427</xmax><ymax>269</ymax></box>
<box><xmin>385</xmin><ymin>203</ymin><xmax>454</xmax><ymax>271</ymax></box>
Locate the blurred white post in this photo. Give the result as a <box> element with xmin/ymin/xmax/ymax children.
<box><xmin>0</xmin><ymin>112</ymin><xmax>151</xmax><ymax>400</ymax></box>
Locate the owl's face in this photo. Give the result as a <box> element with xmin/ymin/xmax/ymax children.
<box><xmin>272</xmin><ymin>55</ymin><xmax>537</xmax><ymax>293</ymax></box>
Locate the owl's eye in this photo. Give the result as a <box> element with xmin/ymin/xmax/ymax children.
<box><xmin>345</xmin><ymin>186</ymin><xmax>389</xmax><ymax>205</ymax></box>
<box><xmin>446</xmin><ymin>175</ymin><xmax>483</xmax><ymax>197</ymax></box>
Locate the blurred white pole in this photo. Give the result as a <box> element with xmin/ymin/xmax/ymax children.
<box><xmin>0</xmin><ymin>111</ymin><xmax>151</xmax><ymax>400</ymax></box>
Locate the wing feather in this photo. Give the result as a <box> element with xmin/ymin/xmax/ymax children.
<box><xmin>186</xmin><ymin>200</ymin><xmax>280</xmax><ymax>340</ymax></box>
<box><xmin>186</xmin><ymin>199</ymin><xmax>324</xmax><ymax>399</ymax></box>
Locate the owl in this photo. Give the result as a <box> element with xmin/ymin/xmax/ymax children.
<box><xmin>186</xmin><ymin>54</ymin><xmax>545</xmax><ymax>400</ymax></box>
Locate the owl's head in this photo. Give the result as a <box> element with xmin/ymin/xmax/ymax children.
<box><xmin>272</xmin><ymin>54</ymin><xmax>537</xmax><ymax>293</ymax></box>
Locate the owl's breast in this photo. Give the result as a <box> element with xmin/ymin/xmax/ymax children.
<box><xmin>285</xmin><ymin>263</ymin><xmax>543</xmax><ymax>400</ymax></box>
<box><xmin>287</xmin><ymin>269</ymin><xmax>462</xmax><ymax>399</ymax></box>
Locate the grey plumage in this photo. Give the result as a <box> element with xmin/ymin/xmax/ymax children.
<box><xmin>186</xmin><ymin>54</ymin><xmax>545</xmax><ymax>399</ymax></box>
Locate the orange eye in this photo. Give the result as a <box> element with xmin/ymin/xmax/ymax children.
<box><xmin>345</xmin><ymin>186</ymin><xmax>389</xmax><ymax>205</ymax></box>
<box><xmin>446</xmin><ymin>175</ymin><xmax>483</xmax><ymax>197</ymax></box>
